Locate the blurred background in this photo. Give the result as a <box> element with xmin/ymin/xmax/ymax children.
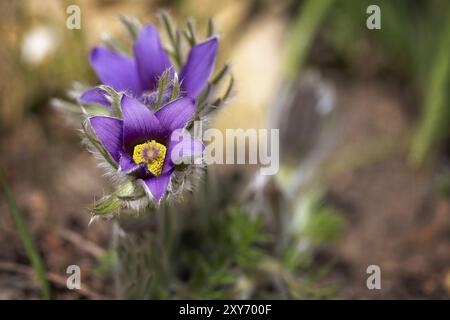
<box><xmin>1</xmin><ymin>0</ymin><xmax>450</xmax><ymax>299</ymax></box>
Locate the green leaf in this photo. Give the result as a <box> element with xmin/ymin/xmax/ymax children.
<box><xmin>118</xmin><ymin>15</ymin><xmax>142</xmax><ymax>40</ymax></box>
<box><xmin>170</xmin><ymin>73</ymin><xmax>180</xmax><ymax>101</ymax></box>
<box><xmin>154</xmin><ymin>69</ymin><xmax>170</xmax><ymax>111</ymax></box>
<box><xmin>211</xmin><ymin>64</ymin><xmax>229</xmax><ymax>86</ymax></box>
<box><xmin>207</xmin><ymin>18</ymin><xmax>216</xmax><ymax>38</ymax></box>
<box><xmin>182</xmin><ymin>30</ymin><xmax>196</xmax><ymax>48</ymax></box>
<box><xmin>91</xmin><ymin>193</ymin><xmax>123</xmax><ymax>217</ymax></box>
<box><xmin>211</xmin><ymin>76</ymin><xmax>234</xmax><ymax>108</ymax></box>
<box><xmin>0</xmin><ymin>167</ymin><xmax>51</xmax><ymax>300</ymax></box>
<box><xmin>410</xmin><ymin>11</ymin><xmax>450</xmax><ymax>166</ymax></box>
<box><xmin>291</xmin><ymin>190</ymin><xmax>345</xmax><ymax>245</ymax></box>
<box><xmin>91</xmin><ymin>181</ymin><xmax>141</xmax><ymax>217</ymax></box>
<box><xmin>185</xmin><ymin>18</ymin><xmax>198</xmax><ymax>47</ymax></box>
<box><xmin>102</xmin><ymin>33</ymin><xmax>132</xmax><ymax>56</ymax></box>
<box><xmin>98</xmin><ymin>85</ymin><xmax>122</xmax><ymax>118</ymax></box>
<box><xmin>284</xmin><ymin>0</ymin><xmax>335</xmax><ymax>80</ymax></box>
<box><xmin>159</xmin><ymin>11</ymin><xmax>182</xmax><ymax>68</ymax></box>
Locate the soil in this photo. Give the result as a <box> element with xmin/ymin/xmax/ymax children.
<box><xmin>1</xmin><ymin>81</ymin><xmax>450</xmax><ymax>299</ymax></box>
<box><xmin>320</xmin><ymin>81</ymin><xmax>450</xmax><ymax>299</ymax></box>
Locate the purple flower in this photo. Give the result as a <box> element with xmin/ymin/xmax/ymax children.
<box><xmin>80</xmin><ymin>25</ymin><xmax>218</xmax><ymax>107</ymax></box>
<box><xmin>89</xmin><ymin>95</ymin><xmax>204</xmax><ymax>201</ymax></box>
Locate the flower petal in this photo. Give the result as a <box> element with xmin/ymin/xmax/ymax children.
<box><xmin>119</xmin><ymin>152</ymin><xmax>150</xmax><ymax>178</ymax></box>
<box><xmin>180</xmin><ymin>37</ymin><xmax>218</xmax><ymax>98</ymax></box>
<box><xmin>167</xmin><ymin>129</ymin><xmax>204</xmax><ymax>165</ymax></box>
<box><xmin>80</xmin><ymin>87</ymin><xmax>111</xmax><ymax>106</ymax></box>
<box><xmin>134</xmin><ymin>25</ymin><xmax>173</xmax><ymax>92</ymax></box>
<box><xmin>89</xmin><ymin>116</ymin><xmax>123</xmax><ymax>162</ymax></box>
<box><xmin>90</xmin><ymin>46</ymin><xmax>143</xmax><ymax>95</ymax></box>
<box><xmin>155</xmin><ymin>97</ymin><xmax>196</xmax><ymax>132</ymax></box>
<box><xmin>141</xmin><ymin>171</ymin><xmax>172</xmax><ymax>201</ymax></box>
<box><xmin>121</xmin><ymin>95</ymin><xmax>165</xmax><ymax>152</ymax></box>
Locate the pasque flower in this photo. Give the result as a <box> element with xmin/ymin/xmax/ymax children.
<box><xmin>80</xmin><ymin>25</ymin><xmax>218</xmax><ymax>108</ymax></box>
<box><xmin>89</xmin><ymin>95</ymin><xmax>203</xmax><ymax>201</ymax></box>
<box><xmin>51</xmin><ymin>15</ymin><xmax>234</xmax><ymax>216</ymax></box>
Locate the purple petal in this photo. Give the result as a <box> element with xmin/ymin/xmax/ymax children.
<box><xmin>141</xmin><ymin>172</ymin><xmax>172</xmax><ymax>201</ymax></box>
<box><xmin>180</xmin><ymin>37</ymin><xmax>218</xmax><ymax>98</ymax></box>
<box><xmin>89</xmin><ymin>116</ymin><xmax>123</xmax><ymax>162</ymax></box>
<box><xmin>167</xmin><ymin>129</ymin><xmax>204</xmax><ymax>165</ymax></box>
<box><xmin>161</xmin><ymin>159</ymin><xmax>174</xmax><ymax>175</ymax></box>
<box><xmin>134</xmin><ymin>25</ymin><xmax>173</xmax><ymax>92</ymax></box>
<box><xmin>90</xmin><ymin>46</ymin><xmax>143</xmax><ymax>95</ymax></box>
<box><xmin>80</xmin><ymin>87</ymin><xmax>111</xmax><ymax>106</ymax></box>
<box><xmin>119</xmin><ymin>152</ymin><xmax>150</xmax><ymax>178</ymax></box>
<box><xmin>155</xmin><ymin>97</ymin><xmax>196</xmax><ymax>132</ymax></box>
<box><xmin>121</xmin><ymin>95</ymin><xmax>165</xmax><ymax>153</ymax></box>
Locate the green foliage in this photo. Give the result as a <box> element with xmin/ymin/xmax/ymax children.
<box><xmin>94</xmin><ymin>250</ymin><xmax>114</xmax><ymax>278</ymax></box>
<box><xmin>113</xmin><ymin>174</ymin><xmax>342</xmax><ymax>300</ymax></box>
<box><xmin>284</xmin><ymin>0</ymin><xmax>335</xmax><ymax>80</ymax></box>
<box><xmin>91</xmin><ymin>181</ymin><xmax>145</xmax><ymax>218</ymax></box>
<box><xmin>411</xmin><ymin>12</ymin><xmax>450</xmax><ymax>165</ymax></box>
<box><xmin>291</xmin><ymin>190</ymin><xmax>345</xmax><ymax>245</ymax></box>
<box><xmin>98</xmin><ymin>85</ymin><xmax>123</xmax><ymax>117</ymax></box>
<box><xmin>436</xmin><ymin>170</ymin><xmax>450</xmax><ymax>198</ymax></box>
<box><xmin>159</xmin><ymin>11</ymin><xmax>183</xmax><ymax>68</ymax></box>
<box><xmin>175</xmin><ymin>207</ymin><xmax>268</xmax><ymax>299</ymax></box>
<box><xmin>114</xmin><ymin>205</ymin><xmax>270</xmax><ymax>299</ymax></box>
<box><xmin>326</xmin><ymin>0</ymin><xmax>450</xmax><ymax>165</ymax></box>
<box><xmin>154</xmin><ymin>68</ymin><xmax>171</xmax><ymax>111</ymax></box>
<box><xmin>118</xmin><ymin>15</ymin><xmax>142</xmax><ymax>41</ymax></box>
<box><xmin>282</xmin><ymin>190</ymin><xmax>344</xmax><ymax>287</ymax></box>
<box><xmin>115</xmin><ymin>232</ymin><xmax>169</xmax><ymax>299</ymax></box>
<box><xmin>0</xmin><ymin>167</ymin><xmax>51</xmax><ymax>299</ymax></box>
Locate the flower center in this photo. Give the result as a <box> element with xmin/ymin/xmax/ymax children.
<box><xmin>132</xmin><ymin>140</ymin><xmax>167</xmax><ymax>176</ymax></box>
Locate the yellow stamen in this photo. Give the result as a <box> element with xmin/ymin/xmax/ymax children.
<box><xmin>132</xmin><ymin>140</ymin><xmax>167</xmax><ymax>176</ymax></box>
